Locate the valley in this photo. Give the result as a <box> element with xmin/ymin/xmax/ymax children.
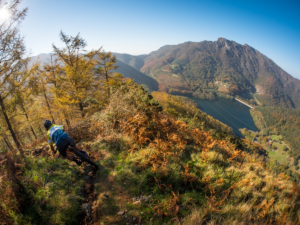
<box><xmin>189</xmin><ymin>97</ymin><xmax>257</xmax><ymax>137</ymax></box>
<box><xmin>111</xmin><ymin>39</ymin><xmax>300</xmax><ymax>184</ymax></box>
<box><xmin>14</xmin><ymin>36</ymin><xmax>300</xmax><ymax>225</ymax></box>
<box><xmin>1</xmin><ymin>0</ymin><xmax>300</xmax><ymax>223</ymax></box>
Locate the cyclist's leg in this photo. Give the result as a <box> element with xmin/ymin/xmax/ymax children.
<box><xmin>64</xmin><ymin>154</ymin><xmax>74</xmax><ymax>161</ymax></box>
<box><xmin>68</xmin><ymin>137</ymin><xmax>88</xmax><ymax>155</ymax></box>
<box><xmin>57</xmin><ymin>137</ymin><xmax>74</xmax><ymax>161</ymax></box>
<box><xmin>57</xmin><ymin>146</ymin><xmax>73</xmax><ymax>161</ymax></box>
<box><xmin>58</xmin><ymin>153</ymin><xmax>73</xmax><ymax>161</ymax></box>
<box><xmin>64</xmin><ymin>136</ymin><xmax>83</xmax><ymax>165</ymax></box>
<box><xmin>58</xmin><ymin>146</ymin><xmax>82</xmax><ymax>165</ymax></box>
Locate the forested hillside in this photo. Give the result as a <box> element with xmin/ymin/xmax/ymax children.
<box><xmin>116</xmin><ymin>39</ymin><xmax>300</xmax><ymax>109</ymax></box>
<box><xmin>1</xmin><ymin>1</ymin><xmax>300</xmax><ymax>225</ymax></box>
<box><xmin>0</xmin><ymin>23</ymin><xmax>127</xmax><ymax>153</ymax></box>
<box><xmin>113</xmin><ymin>53</ymin><xmax>146</xmax><ymax>71</ymax></box>
<box><xmin>115</xmin><ymin>60</ymin><xmax>158</xmax><ymax>91</ymax></box>
<box><xmin>252</xmin><ymin>107</ymin><xmax>300</xmax><ymax>162</ymax></box>
<box><xmin>3</xmin><ymin>80</ymin><xmax>300</xmax><ymax>224</ymax></box>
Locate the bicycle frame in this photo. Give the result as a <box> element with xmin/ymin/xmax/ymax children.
<box><xmin>63</xmin><ymin>146</ymin><xmax>98</xmax><ymax>170</ymax></box>
<box><xmin>66</xmin><ymin>149</ymin><xmax>76</xmax><ymax>157</ymax></box>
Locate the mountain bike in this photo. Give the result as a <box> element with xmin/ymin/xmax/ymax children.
<box><xmin>66</xmin><ymin>147</ymin><xmax>98</xmax><ymax>170</ymax></box>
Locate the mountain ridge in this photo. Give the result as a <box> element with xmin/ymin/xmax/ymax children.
<box><xmin>29</xmin><ymin>53</ymin><xmax>159</xmax><ymax>92</ymax></box>
<box><xmin>115</xmin><ymin>38</ymin><xmax>300</xmax><ymax>109</ymax></box>
<box><xmin>30</xmin><ymin>38</ymin><xmax>300</xmax><ymax>109</ymax></box>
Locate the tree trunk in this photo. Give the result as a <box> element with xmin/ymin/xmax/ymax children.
<box><xmin>3</xmin><ymin>137</ymin><xmax>13</xmax><ymax>150</ymax></box>
<box><xmin>26</xmin><ymin>132</ymin><xmax>33</xmax><ymax>143</ymax></box>
<box><xmin>17</xmin><ymin>133</ymin><xmax>24</xmax><ymax>146</ymax></box>
<box><xmin>106</xmin><ymin>72</ymin><xmax>110</xmax><ymax>98</ymax></box>
<box><xmin>0</xmin><ymin>95</ymin><xmax>23</xmax><ymax>153</ymax></box>
<box><xmin>79</xmin><ymin>102</ymin><xmax>85</xmax><ymax>117</ymax></box>
<box><xmin>65</xmin><ymin>118</ymin><xmax>70</xmax><ymax>126</ymax></box>
<box><xmin>43</xmin><ymin>90</ymin><xmax>55</xmax><ymax>123</ymax></box>
<box><xmin>38</xmin><ymin>125</ymin><xmax>44</xmax><ymax>135</ymax></box>
<box><xmin>23</xmin><ymin>108</ymin><xmax>38</xmax><ymax>139</ymax></box>
<box><xmin>27</xmin><ymin>116</ymin><xmax>37</xmax><ymax>139</ymax></box>
<box><xmin>30</xmin><ymin>126</ymin><xmax>37</xmax><ymax>139</ymax></box>
<box><xmin>7</xmin><ymin>137</ymin><xmax>13</xmax><ymax>150</ymax></box>
<box><xmin>63</xmin><ymin>110</ymin><xmax>70</xmax><ymax>126</ymax></box>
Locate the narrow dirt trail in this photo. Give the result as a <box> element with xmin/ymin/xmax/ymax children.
<box><xmin>80</xmin><ymin>163</ymin><xmax>97</xmax><ymax>225</ymax></box>
<box><xmin>79</xmin><ymin>143</ymin><xmax>146</xmax><ymax>225</ymax></box>
<box><xmin>25</xmin><ymin>142</ymin><xmax>148</xmax><ymax>225</ymax></box>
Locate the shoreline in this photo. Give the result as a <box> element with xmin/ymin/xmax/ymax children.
<box><xmin>235</xmin><ymin>98</ymin><xmax>254</xmax><ymax>109</ymax></box>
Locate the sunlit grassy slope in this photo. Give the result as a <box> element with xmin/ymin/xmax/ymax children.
<box><xmin>1</xmin><ymin>82</ymin><xmax>300</xmax><ymax>224</ymax></box>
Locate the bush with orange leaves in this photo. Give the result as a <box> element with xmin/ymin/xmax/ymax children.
<box><xmin>86</xmin><ymin>82</ymin><xmax>300</xmax><ymax>224</ymax></box>
<box><xmin>31</xmin><ymin>82</ymin><xmax>299</xmax><ymax>224</ymax></box>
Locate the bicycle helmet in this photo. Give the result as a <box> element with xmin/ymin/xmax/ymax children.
<box><xmin>44</xmin><ymin>120</ymin><xmax>52</xmax><ymax>129</ymax></box>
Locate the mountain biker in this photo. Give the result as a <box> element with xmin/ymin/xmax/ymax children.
<box><xmin>44</xmin><ymin>120</ymin><xmax>87</xmax><ymax>165</ymax></box>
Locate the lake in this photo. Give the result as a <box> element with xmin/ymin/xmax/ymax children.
<box><xmin>190</xmin><ymin>97</ymin><xmax>258</xmax><ymax>137</ymax></box>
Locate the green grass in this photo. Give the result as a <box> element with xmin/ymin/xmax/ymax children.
<box><xmin>89</xmin><ymin>138</ymin><xmax>209</xmax><ymax>224</ymax></box>
<box><xmin>239</xmin><ymin>129</ymin><xmax>255</xmax><ymax>141</ymax></box>
<box><xmin>267</xmin><ymin>147</ymin><xmax>288</xmax><ymax>165</ymax></box>
<box><xmin>239</xmin><ymin>129</ymin><xmax>290</xmax><ymax>167</ymax></box>
<box><xmin>19</xmin><ymin>156</ymin><xmax>84</xmax><ymax>224</ymax></box>
<box><xmin>273</xmin><ymin>142</ymin><xmax>287</xmax><ymax>151</ymax></box>
<box><xmin>267</xmin><ymin>151</ymin><xmax>286</xmax><ymax>164</ymax></box>
<box><xmin>271</xmin><ymin>135</ymin><xmax>282</xmax><ymax>141</ymax></box>
<box><xmin>239</xmin><ymin>129</ymin><xmax>291</xmax><ymax>167</ymax></box>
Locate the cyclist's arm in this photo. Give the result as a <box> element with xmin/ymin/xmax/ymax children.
<box><xmin>47</xmin><ymin>131</ymin><xmax>56</xmax><ymax>154</ymax></box>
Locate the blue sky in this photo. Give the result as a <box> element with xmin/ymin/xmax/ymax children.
<box><xmin>18</xmin><ymin>0</ymin><xmax>300</xmax><ymax>79</ymax></box>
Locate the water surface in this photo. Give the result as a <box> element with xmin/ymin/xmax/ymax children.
<box><xmin>190</xmin><ymin>97</ymin><xmax>258</xmax><ymax>137</ymax></box>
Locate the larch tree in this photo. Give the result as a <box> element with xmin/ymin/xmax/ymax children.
<box><xmin>12</xmin><ymin>63</ymin><xmax>40</xmax><ymax>140</ymax></box>
<box><xmin>0</xmin><ymin>0</ymin><xmax>28</xmax><ymax>151</ymax></box>
<box><xmin>52</xmin><ymin>31</ymin><xmax>101</xmax><ymax>118</ymax></box>
<box><xmin>0</xmin><ymin>118</ymin><xmax>13</xmax><ymax>150</ymax></box>
<box><xmin>94</xmin><ymin>51</ymin><xmax>122</xmax><ymax>99</ymax></box>
<box><xmin>42</xmin><ymin>58</ymin><xmax>66</xmax><ymax>123</ymax></box>
<box><xmin>36</xmin><ymin>68</ymin><xmax>56</xmax><ymax>123</ymax></box>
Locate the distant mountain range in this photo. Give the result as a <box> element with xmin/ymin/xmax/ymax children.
<box><xmin>31</xmin><ymin>38</ymin><xmax>300</xmax><ymax>109</ymax></box>
<box><xmin>29</xmin><ymin>54</ymin><xmax>159</xmax><ymax>92</ymax></box>
<box><xmin>114</xmin><ymin>38</ymin><xmax>300</xmax><ymax>109</ymax></box>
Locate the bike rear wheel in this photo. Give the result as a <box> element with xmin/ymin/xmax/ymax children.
<box><xmin>69</xmin><ymin>147</ymin><xmax>98</xmax><ymax>170</ymax></box>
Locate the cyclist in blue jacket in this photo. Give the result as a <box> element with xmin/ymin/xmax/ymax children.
<box><xmin>44</xmin><ymin>120</ymin><xmax>87</xmax><ymax>165</ymax></box>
